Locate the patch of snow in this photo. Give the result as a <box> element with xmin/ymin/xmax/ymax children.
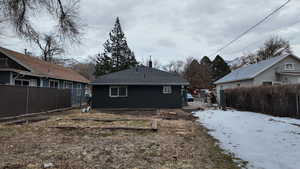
<box><xmin>43</xmin><ymin>162</ymin><xmax>54</xmax><ymax>168</ymax></box>
<box><xmin>194</xmin><ymin>110</ymin><xmax>300</xmax><ymax>169</ymax></box>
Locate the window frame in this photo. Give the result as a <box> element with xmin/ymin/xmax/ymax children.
<box><xmin>14</xmin><ymin>79</ymin><xmax>30</xmax><ymax>87</ymax></box>
<box><xmin>66</xmin><ymin>82</ymin><xmax>73</xmax><ymax>89</ymax></box>
<box><xmin>284</xmin><ymin>63</ymin><xmax>296</xmax><ymax>71</ymax></box>
<box><xmin>163</xmin><ymin>86</ymin><xmax>172</xmax><ymax>94</ymax></box>
<box><xmin>109</xmin><ymin>86</ymin><xmax>128</xmax><ymax>98</ymax></box>
<box><xmin>49</xmin><ymin>80</ymin><xmax>59</xmax><ymax>88</ymax></box>
<box><xmin>29</xmin><ymin>79</ymin><xmax>37</xmax><ymax>87</ymax></box>
<box><xmin>262</xmin><ymin>81</ymin><xmax>273</xmax><ymax>86</ymax></box>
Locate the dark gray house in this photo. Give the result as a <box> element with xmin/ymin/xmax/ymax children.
<box><xmin>0</xmin><ymin>46</ymin><xmax>90</xmax><ymax>105</ymax></box>
<box><xmin>91</xmin><ymin>64</ymin><xmax>189</xmax><ymax>108</ymax></box>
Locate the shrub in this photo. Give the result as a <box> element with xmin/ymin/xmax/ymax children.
<box><xmin>224</xmin><ymin>84</ymin><xmax>300</xmax><ymax>118</ymax></box>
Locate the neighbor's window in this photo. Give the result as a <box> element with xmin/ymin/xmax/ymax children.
<box><xmin>262</xmin><ymin>81</ymin><xmax>272</xmax><ymax>86</ymax></box>
<box><xmin>109</xmin><ymin>86</ymin><xmax>128</xmax><ymax>97</ymax></box>
<box><xmin>49</xmin><ymin>80</ymin><xmax>59</xmax><ymax>88</ymax></box>
<box><xmin>284</xmin><ymin>63</ymin><xmax>295</xmax><ymax>71</ymax></box>
<box><xmin>163</xmin><ymin>86</ymin><xmax>172</xmax><ymax>94</ymax></box>
<box><xmin>66</xmin><ymin>82</ymin><xmax>73</xmax><ymax>89</ymax></box>
<box><xmin>15</xmin><ymin>79</ymin><xmax>30</xmax><ymax>86</ymax></box>
<box><xmin>29</xmin><ymin>79</ymin><xmax>37</xmax><ymax>87</ymax></box>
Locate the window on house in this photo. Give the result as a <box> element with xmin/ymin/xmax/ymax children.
<box><xmin>23</xmin><ymin>80</ymin><xmax>29</xmax><ymax>86</ymax></box>
<box><xmin>61</xmin><ymin>81</ymin><xmax>65</xmax><ymax>88</ymax></box>
<box><xmin>49</xmin><ymin>80</ymin><xmax>59</xmax><ymax>88</ymax></box>
<box><xmin>262</xmin><ymin>81</ymin><xmax>272</xmax><ymax>86</ymax></box>
<box><xmin>109</xmin><ymin>86</ymin><xmax>128</xmax><ymax>97</ymax></box>
<box><xmin>284</xmin><ymin>63</ymin><xmax>295</xmax><ymax>71</ymax></box>
<box><xmin>15</xmin><ymin>79</ymin><xmax>30</xmax><ymax>86</ymax></box>
<box><xmin>15</xmin><ymin>80</ymin><xmax>22</xmax><ymax>86</ymax></box>
<box><xmin>66</xmin><ymin>82</ymin><xmax>73</xmax><ymax>89</ymax></box>
<box><xmin>163</xmin><ymin>86</ymin><xmax>172</xmax><ymax>94</ymax></box>
<box><xmin>29</xmin><ymin>79</ymin><xmax>37</xmax><ymax>87</ymax></box>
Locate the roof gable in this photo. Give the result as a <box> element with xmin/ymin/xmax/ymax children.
<box><xmin>0</xmin><ymin>47</ymin><xmax>89</xmax><ymax>83</ymax></box>
<box><xmin>92</xmin><ymin>66</ymin><xmax>189</xmax><ymax>85</ymax></box>
<box><xmin>214</xmin><ymin>54</ymin><xmax>299</xmax><ymax>84</ymax></box>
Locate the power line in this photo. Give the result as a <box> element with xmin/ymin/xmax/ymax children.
<box><xmin>209</xmin><ymin>0</ymin><xmax>291</xmax><ymax>57</ymax></box>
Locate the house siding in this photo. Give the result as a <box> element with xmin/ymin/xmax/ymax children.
<box><xmin>216</xmin><ymin>55</ymin><xmax>300</xmax><ymax>104</ymax></box>
<box><xmin>92</xmin><ymin>85</ymin><xmax>184</xmax><ymax>108</ymax></box>
<box><xmin>0</xmin><ymin>71</ymin><xmax>11</xmax><ymax>84</ymax></box>
<box><xmin>254</xmin><ymin>56</ymin><xmax>300</xmax><ymax>85</ymax></box>
<box><xmin>216</xmin><ymin>79</ymin><xmax>253</xmax><ymax>103</ymax></box>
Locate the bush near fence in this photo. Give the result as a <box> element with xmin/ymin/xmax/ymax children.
<box><xmin>224</xmin><ymin>84</ymin><xmax>300</xmax><ymax>118</ymax></box>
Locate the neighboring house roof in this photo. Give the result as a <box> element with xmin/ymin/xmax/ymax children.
<box><xmin>0</xmin><ymin>47</ymin><xmax>89</xmax><ymax>83</ymax></box>
<box><xmin>92</xmin><ymin>66</ymin><xmax>189</xmax><ymax>86</ymax></box>
<box><xmin>214</xmin><ymin>54</ymin><xmax>300</xmax><ymax>84</ymax></box>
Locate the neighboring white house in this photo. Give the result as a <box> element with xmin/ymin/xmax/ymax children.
<box><xmin>214</xmin><ymin>54</ymin><xmax>300</xmax><ymax>103</ymax></box>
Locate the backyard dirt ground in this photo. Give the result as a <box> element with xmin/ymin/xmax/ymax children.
<box><xmin>0</xmin><ymin>108</ymin><xmax>244</xmax><ymax>169</ymax></box>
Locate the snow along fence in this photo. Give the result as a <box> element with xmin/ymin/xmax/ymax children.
<box><xmin>224</xmin><ymin>84</ymin><xmax>300</xmax><ymax>118</ymax></box>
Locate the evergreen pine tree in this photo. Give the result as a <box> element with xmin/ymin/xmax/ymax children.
<box><xmin>94</xmin><ymin>17</ymin><xmax>138</xmax><ymax>77</ymax></box>
<box><xmin>212</xmin><ymin>55</ymin><xmax>231</xmax><ymax>81</ymax></box>
<box><xmin>94</xmin><ymin>53</ymin><xmax>112</xmax><ymax>76</ymax></box>
<box><xmin>200</xmin><ymin>56</ymin><xmax>212</xmax><ymax>65</ymax></box>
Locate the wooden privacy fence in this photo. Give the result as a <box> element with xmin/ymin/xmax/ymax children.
<box><xmin>223</xmin><ymin>84</ymin><xmax>300</xmax><ymax>119</ymax></box>
<box><xmin>0</xmin><ymin>85</ymin><xmax>71</xmax><ymax>118</ymax></box>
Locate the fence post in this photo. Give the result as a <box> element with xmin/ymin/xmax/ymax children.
<box><xmin>220</xmin><ymin>90</ymin><xmax>226</xmax><ymax>109</ymax></box>
<box><xmin>296</xmin><ymin>93</ymin><xmax>299</xmax><ymax>118</ymax></box>
<box><xmin>79</xmin><ymin>88</ymin><xmax>82</xmax><ymax>108</ymax></box>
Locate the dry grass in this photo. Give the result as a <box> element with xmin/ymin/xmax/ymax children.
<box><xmin>0</xmin><ymin>109</ymin><xmax>243</xmax><ymax>169</ymax></box>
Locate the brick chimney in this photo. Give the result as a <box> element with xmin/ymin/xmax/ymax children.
<box><xmin>149</xmin><ymin>56</ymin><xmax>153</xmax><ymax>68</ymax></box>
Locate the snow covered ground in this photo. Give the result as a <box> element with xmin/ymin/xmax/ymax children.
<box><xmin>194</xmin><ymin>110</ymin><xmax>300</xmax><ymax>169</ymax></box>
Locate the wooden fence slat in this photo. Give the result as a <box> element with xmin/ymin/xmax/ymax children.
<box><xmin>0</xmin><ymin>85</ymin><xmax>71</xmax><ymax>118</ymax></box>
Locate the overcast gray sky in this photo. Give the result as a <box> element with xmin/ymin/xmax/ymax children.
<box><xmin>2</xmin><ymin>0</ymin><xmax>300</xmax><ymax>64</ymax></box>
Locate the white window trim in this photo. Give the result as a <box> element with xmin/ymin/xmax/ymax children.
<box><xmin>284</xmin><ymin>63</ymin><xmax>296</xmax><ymax>71</ymax></box>
<box><xmin>29</xmin><ymin>79</ymin><xmax>37</xmax><ymax>87</ymax></box>
<box><xmin>109</xmin><ymin>86</ymin><xmax>128</xmax><ymax>98</ymax></box>
<box><xmin>163</xmin><ymin>86</ymin><xmax>172</xmax><ymax>94</ymax></box>
<box><xmin>66</xmin><ymin>82</ymin><xmax>73</xmax><ymax>89</ymax></box>
<box><xmin>40</xmin><ymin>78</ymin><xmax>43</xmax><ymax>87</ymax></box>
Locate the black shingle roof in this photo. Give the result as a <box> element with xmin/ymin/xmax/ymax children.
<box><xmin>91</xmin><ymin>66</ymin><xmax>189</xmax><ymax>86</ymax></box>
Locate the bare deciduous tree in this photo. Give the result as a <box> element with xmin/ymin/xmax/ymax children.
<box><xmin>0</xmin><ymin>0</ymin><xmax>82</xmax><ymax>43</ymax></box>
<box><xmin>33</xmin><ymin>34</ymin><xmax>64</xmax><ymax>62</ymax></box>
<box><xmin>256</xmin><ymin>36</ymin><xmax>292</xmax><ymax>61</ymax></box>
<box><xmin>72</xmin><ymin>62</ymin><xmax>95</xmax><ymax>81</ymax></box>
<box><xmin>162</xmin><ymin>60</ymin><xmax>185</xmax><ymax>74</ymax></box>
<box><xmin>0</xmin><ymin>0</ymin><xmax>82</xmax><ymax>62</ymax></box>
<box><xmin>183</xmin><ymin>58</ymin><xmax>212</xmax><ymax>89</ymax></box>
